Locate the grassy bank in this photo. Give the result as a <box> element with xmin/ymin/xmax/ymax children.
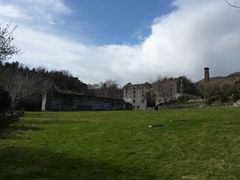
<box><xmin>0</xmin><ymin>108</ymin><xmax>240</xmax><ymax>179</ymax></box>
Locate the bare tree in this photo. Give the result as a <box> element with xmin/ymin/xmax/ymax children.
<box><xmin>197</xmin><ymin>79</ymin><xmax>238</xmax><ymax>99</ymax></box>
<box><xmin>234</xmin><ymin>77</ymin><xmax>240</xmax><ymax>91</ymax></box>
<box><xmin>40</xmin><ymin>79</ymin><xmax>52</xmax><ymax>111</ymax></box>
<box><xmin>220</xmin><ymin>82</ymin><xmax>236</xmax><ymax>95</ymax></box>
<box><xmin>153</xmin><ymin>77</ymin><xmax>177</xmax><ymax>104</ymax></box>
<box><xmin>198</xmin><ymin>82</ymin><xmax>219</xmax><ymax>99</ymax></box>
<box><xmin>225</xmin><ymin>0</ymin><xmax>240</xmax><ymax>8</ymax></box>
<box><xmin>35</xmin><ymin>68</ymin><xmax>53</xmax><ymax>111</ymax></box>
<box><xmin>0</xmin><ymin>22</ymin><xmax>20</xmax><ymax>62</ymax></box>
<box><xmin>89</xmin><ymin>80</ymin><xmax>122</xmax><ymax>99</ymax></box>
<box><xmin>0</xmin><ymin>68</ymin><xmax>38</xmax><ymax>105</ymax></box>
<box><xmin>102</xmin><ymin>80</ymin><xmax>122</xmax><ymax>99</ymax></box>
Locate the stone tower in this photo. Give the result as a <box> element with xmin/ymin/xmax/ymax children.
<box><xmin>204</xmin><ymin>67</ymin><xmax>210</xmax><ymax>82</ymax></box>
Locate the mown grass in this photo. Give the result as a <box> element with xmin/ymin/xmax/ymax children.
<box><xmin>0</xmin><ymin>107</ymin><xmax>240</xmax><ymax>179</ymax></box>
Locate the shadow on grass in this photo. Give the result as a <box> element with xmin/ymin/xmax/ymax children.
<box><xmin>0</xmin><ymin>146</ymin><xmax>155</xmax><ymax>179</ymax></box>
<box><xmin>24</xmin><ymin>113</ymin><xmax>49</xmax><ymax>117</ymax></box>
<box><xmin>0</xmin><ymin>125</ymin><xmax>43</xmax><ymax>139</ymax></box>
<box><xmin>23</xmin><ymin>119</ymin><xmax>91</xmax><ymax>125</ymax></box>
<box><xmin>23</xmin><ymin>114</ymin><xmax>92</xmax><ymax>125</ymax></box>
<box><xmin>223</xmin><ymin>121</ymin><xmax>240</xmax><ymax>125</ymax></box>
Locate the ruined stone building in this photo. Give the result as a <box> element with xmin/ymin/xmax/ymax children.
<box><xmin>123</xmin><ymin>67</ymin><xmax>240</xmax><ymax>109</ymax></box>
<box><xmin>123</xmin><ymin>82</ymin><xmax>153</xmax><ymax>109</ymax></box>
<box><xmin>123</xmin><ymin>77</ymin><xmax>194</xmax><ymax>109</ymax></box>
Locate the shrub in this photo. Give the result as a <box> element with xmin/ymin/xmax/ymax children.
<box><xmin>205</xmin><ymin>96</ymin><xmax>217</xmax><ymax>105</ymax></box>
<box><xmin>177</xmin><ymin>96</ymin><xmax>189</xmax><ymax>103</ymax></box>
<box><xmin>0</xmin><ymin>88</ymin><xmax>12</xmax><ymax>126</ymax></box>
<box><xmin>219</xmin><ymin>94</ymin><xmax>228</xmax><ymax>103</ymax></box>
<box><xmin>15</xmin><ymin>94</ymin><xmax>42</xmax><ymax>111</ymax></box>
<box><xmin>0</xmin><ymin>88</ymin><xmax>12</xmax><ymax>113</ymax></box>
<box><xmin>232</xmin><ymin>93</ymin><xmax>240</xmax><ymax>102</ymax></box>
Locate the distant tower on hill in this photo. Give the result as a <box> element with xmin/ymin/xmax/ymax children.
<box><xmin>204</xmin><ymin>67</ymin><xmax>210</xmax><ymax>82</ymax></box>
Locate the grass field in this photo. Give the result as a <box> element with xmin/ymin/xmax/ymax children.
<box><xmin>0</xmin><ymin>108</ymin><xmax>240</xmax><ymax>179</ymax></box>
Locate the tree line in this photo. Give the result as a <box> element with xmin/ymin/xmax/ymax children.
<box><xmin>0</xmin><ymin>23</ymin><xmax>122</xmax><ymax>121</ymax></box>
<box><xmin>0</xmin><ymin>61</ymin><xmax>123</xmax><ymax>111</ymax></box>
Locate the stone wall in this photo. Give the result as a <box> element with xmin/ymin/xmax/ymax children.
<box><xmin>46</xmin><ymin>91</ymin><xmax>132</xmax><ymax>111</ymax></box>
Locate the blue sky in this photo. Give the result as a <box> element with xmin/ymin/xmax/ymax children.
<box><xmin>62</xmin><ymin>0</ymin><xmax>173</xmax><ymax>44</ymax></box>
<box><xmin>1</xmin><ymin>0</ymin><xmax>240</xmax><ymax>84</ymax></box>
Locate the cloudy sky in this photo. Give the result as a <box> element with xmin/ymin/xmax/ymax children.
<box><xmin>0</xmin><ymin>0</ymin><xmax>240</xmax><ymax>85</ymax></box>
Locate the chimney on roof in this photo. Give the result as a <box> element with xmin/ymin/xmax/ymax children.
<box><xmin>204</xmin><ymin>67</ymin><xmax>210</xmax><ymax>82</ymax></box>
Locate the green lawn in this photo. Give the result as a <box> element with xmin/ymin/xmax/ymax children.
<box><xmin>0</xmin><ymin>108</ymin><xmax>240</xmax><ymax>179</ymax></box>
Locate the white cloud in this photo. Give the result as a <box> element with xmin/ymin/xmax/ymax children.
<box><xmin>0</xmin><ymin>0</ymin><xmax>69</xmax><ymax>24</ymax></box>
<box><xmin>3</xmin><ymin>0</ymin><xmax>240</xmax><ymax>85</ymax></box>
<box><xmin>0</xmin><ymin>4</ymin><xmax>30</xmax><ymax>20</ymax></box>
<box><xmin>23</xmin><ymin>0</ymin><xmax>69</xmax><ymax>13</ymax></box>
